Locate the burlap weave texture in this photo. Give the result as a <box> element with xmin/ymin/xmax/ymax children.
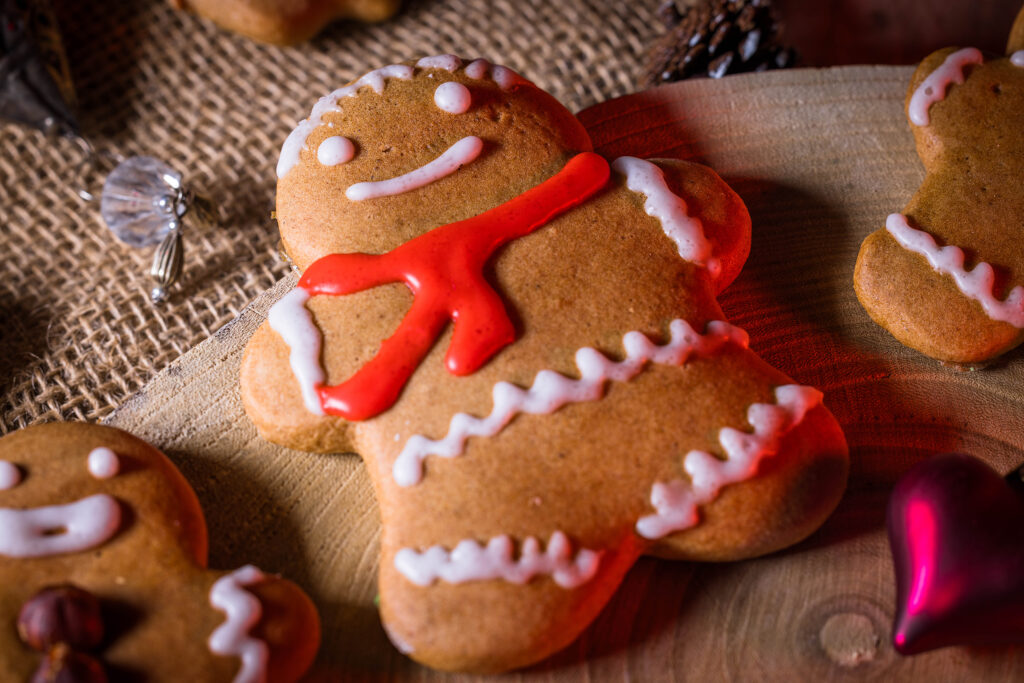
<box><xmin>0</xmin><ymin>0</ymin><xmax>657</xmax><ymax>432</ymax></box>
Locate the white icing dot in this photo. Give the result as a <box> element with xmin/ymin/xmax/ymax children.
<box><xmin>317</xmin><ymin>136</ymin><xmax>355</xmax><ymax>166</ymax></box>
<box><xmin>434</xmin><ymin>82</ymin><xmax>471</xmax><ymax>114</ymax></box>
<box><xmin>87</xmin><ymin>447</ymin><xmax>120</xmax><ymax>480</ymax></box>
<box><xmin>0</xmin><ymin>461</ymin><xmax>21</xmax><ymax>490</ymax></box>
<box><xmin>1012</xmin><ymin>51</ymin><xmax>1024</xmax><ymax>68</ymax></box>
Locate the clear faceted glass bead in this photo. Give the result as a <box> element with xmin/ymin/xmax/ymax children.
<box><xmin>100</xmin><ymin>156</ymin><xmax>184</xmax><ymax>247</ymax></box>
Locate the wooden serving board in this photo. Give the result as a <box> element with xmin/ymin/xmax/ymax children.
<box><xmin>107</xmin><ymin>66</ymin><xmax>1024</xmax><ymax>681</ymax></box>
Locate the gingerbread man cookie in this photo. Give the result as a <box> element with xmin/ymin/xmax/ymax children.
<box><xmin>241</xmin><ymin>55</ymin><xmax>849</xmax><ymax>672</ymax></box>
<box><xmin>169</xmin><ymin>0</ymin><xmax>401</xmax><ymax>45</ymax></box>
<box><xmin>855</xmin><ymin>8</ymin><xmax>1024</xmax><ymax>364</ymax></box>
<box><xmin>0</xmin><ymin>423</ymin><xmax>320</xmax><ymax>681</ymax></box>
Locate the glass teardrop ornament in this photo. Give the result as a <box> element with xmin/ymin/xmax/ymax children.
<box><xmin>99</xmin><ymin>156</ymin><xmax>184</xmax><ymax>247</ymax></box>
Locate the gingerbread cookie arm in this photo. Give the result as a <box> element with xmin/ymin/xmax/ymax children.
<box><xmin>652</xmin><ymin>159</ymin><xmax>751</xmax><ymax>293</ymax></box>
<box><xmin>239</xmin><ymin>284</ymin><xmax>407</xmax><ymax>453</ymax></box>
<box><xmin>242</xmin><ymin>576</ymin><xmax>322</xmax><ymax>682</ymax></box>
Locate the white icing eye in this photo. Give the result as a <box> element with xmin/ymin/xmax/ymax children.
<box><xmin>0</xmin><ymin>461</ymin><xmax>21</xmax><ymax>490</ymax></box>
<box><xmin>317</xmin><ymin>136</ymin><xmax>355</xmax><ymax>166</ymax></box>
<box><xmin>87</xmin><ymin>447</ymin><xmax>120</xmax><ymax>480</ymax></box>
<box><xmin>434</xmin><ymin>82</ymin><xmax>471</xmax><ymax>114</ymax></box>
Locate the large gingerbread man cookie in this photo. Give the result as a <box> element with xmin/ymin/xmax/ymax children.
<box><xmin>241</xmin><ymin>55</ymin><xmax>849</xmax><ymax>672</ymax></box>
<box><xmin>0</xmin><ymin>423</ymin><xmax>319</xmax><ymax>681</ymax></box>
<box><xmin>855</xmin><ymin>9</ymin><xmax>1024</xmax><ymax>364</ymax></box>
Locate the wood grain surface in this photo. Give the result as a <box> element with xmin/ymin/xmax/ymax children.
<box><xmin>106</xmin><ymin>66</ymin><xmax>1024</xmax><ymax>681</ymax></box>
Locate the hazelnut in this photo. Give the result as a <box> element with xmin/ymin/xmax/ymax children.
<box><xmin>17</xmin><ymin>585</ymin><xmax>104</xmax><ymax>652</ymax></box>
<box><xmin>31</xmin><ymin>644</ymin><xmax>108</xmax><ymax>683</ymax></box>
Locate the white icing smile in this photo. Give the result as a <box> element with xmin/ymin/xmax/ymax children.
<box><xmin>0</xmin><ymin>494</ymin><xmax>122</xmax><ymax>558</ymax></box>
<box><xmin>345</xmin><ymin>135</ymin><xmax>484</xmax><ymax>201</ymax></box>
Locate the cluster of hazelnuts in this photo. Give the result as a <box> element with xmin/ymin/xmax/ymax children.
<box><xmin>16</xmin><ymin>585</ymin><xmax>108</xmax><ymax>683</ymax></box>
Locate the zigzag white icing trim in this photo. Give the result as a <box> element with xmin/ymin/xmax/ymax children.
<box><xmin>208</xmin><ymin>565</ymin><xmax>269</xmax><ymax>683</ymax></box>
<box><xmin>612</xmin><ymin>156</ymin><xmax>722</xmax><ymax>278</ymax></box>
<box><xmin>636</xmin><ymin>384</ymin><xmax>823</xmax><ymax>539</ymax></box>
<box><xmin>392</xmin><ymin>319</ymin><xmax>749</xmax><ymax>487</ymax></box>
<box><xmin>395</xmin><ymin>530</ymin><xmax>601</xmax><ymax>588</ymax></box>
<box><xmin>886</xmin><ymin>213</ymin><xmax>1024</xmax><ymax>327</ymax></box>
<box><xmin>908</xmin><ymin>47</ymin><xmax>983</xmax><ymax>127</ymax></box>
<box><xmin>267</xmin><ymin>288</ymin><xmax>325</xmax><ymax>415</ymax></box>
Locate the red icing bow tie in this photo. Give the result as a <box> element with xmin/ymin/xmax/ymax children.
<box><xmin>298</xmin><ymin>152</ymin><xmax>611</xmax><ymax>420</ymax></box>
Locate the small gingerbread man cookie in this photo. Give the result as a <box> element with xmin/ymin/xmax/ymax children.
<box><xmin>241</xmin><ymin>55</ymin><xmax>849</xmax><ymax>672</ymax></box>
<box><xmin>169</xmin><ymin>0</ymin><xmax>401</xmax><ymax>45</ymax></box>
<box><xmin>855</xmin><ymin>8</ymin><xmax>1024</xmax><ymax>364</ymax></box>
<box><xmin>0</xmin><ymin>423</ymin><xmax>320</xmax><ymax>681</ymax></box>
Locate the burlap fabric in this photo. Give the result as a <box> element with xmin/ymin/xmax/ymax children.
<box><xmin>0</xmin><ymin>0</ymin><xmax>659</xmax><ymax>432</ymax></box>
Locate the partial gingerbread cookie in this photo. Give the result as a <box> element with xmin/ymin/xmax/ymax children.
<box><xmin>854</xmin><ymin>8</ymin><xmax>1024</xmax><ymax>364</ymax></box>
<box><xmin>241</xmin><ymin>55</ymin><xmax>849</xmax><ymax>672</ymax></box>
<box><xmin>169</xmin><ymin>0</ymin><xmax>401</xmax><ymax>45</ymax></box>
<box><xmin>0</xmin><ymin>423</ymin><xmax>320</xmax><ymax>682</ymax></box>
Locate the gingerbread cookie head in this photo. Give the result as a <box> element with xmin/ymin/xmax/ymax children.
<box><xmin>170</xmin><ymin>0</ymin><xmax>402</xmax><ymax>45</ymax></box>
<box><xmin>242</xmin><ymin>56</ymin><xmax>848</xmax><ymax>672</ymax></box>
<box><xmin>0</xmin><ymin>423</ymin><xmax>319</xmax><ymax>681</ymax></box>
<box><xmin>854</xmin><ymin>12</ymin><xmax>1024</xmax><ymax>364</ymax></box>
<box><xmin>275</xmin><ymin>55</ymin><xmax>594</xmax><ymax>272</ymax></box>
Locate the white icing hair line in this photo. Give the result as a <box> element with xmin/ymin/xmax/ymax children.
<box><xmin>0</xmin><ymin>494</ymin><xmax>121</xmax><ymax>558</ymax></box>
<box><xmin>345</xmin><ymin>136</ymin><xmax>483</xmax><ymax>201</ymax></box>
<box><xmin>612</xmin><ymin>156</ymin><xmax>722</xmax><ymax>279</ymax></box>
<box><xmin>276</xmin><ymin>55</ymin><xmax>529</xmax><ymax>179</ymax></box>
<box><xmin>393</xmin><ymin>319</ymin><xmax>750</xmax><ymax>487</ymax></box>
<box><xmin>209</xmin><ymin>565</ymin><xmax>270</xmax><ymax>683</ymax></box>
<box><xmin>267</xmin><ymin>288</ymin><xmax>325</xmax><ymax>416</ymax></box>
<box><xmin>394</xmin><ymin>530</ymin><xmax>601</xmax><ymax>589</ymax></box>
<box><xmin>635</xmin><ymin>384</ymin><xmax>823</xmax><ymax>540</ymax></box>
<box><xmin>908</xmin><ymin>47</ymin><xmax>983</xmax><ymax>127</ymax></box>
<box><xmin>886</xmin><ymin>213</ymin><xmax>1024</xmax><ymax>327</ymax></box>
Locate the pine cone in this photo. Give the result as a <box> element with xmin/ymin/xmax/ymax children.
<box><xmin>641</xmin><ymin>0</ymin><xmax>796</xmax><ymax>88</ymax></box>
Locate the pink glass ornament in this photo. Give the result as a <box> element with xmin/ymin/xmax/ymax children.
<box><xmin>887</xmin><ymin>452</ymin><xmax>1024</xmax><ymax>654</ymax></box>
